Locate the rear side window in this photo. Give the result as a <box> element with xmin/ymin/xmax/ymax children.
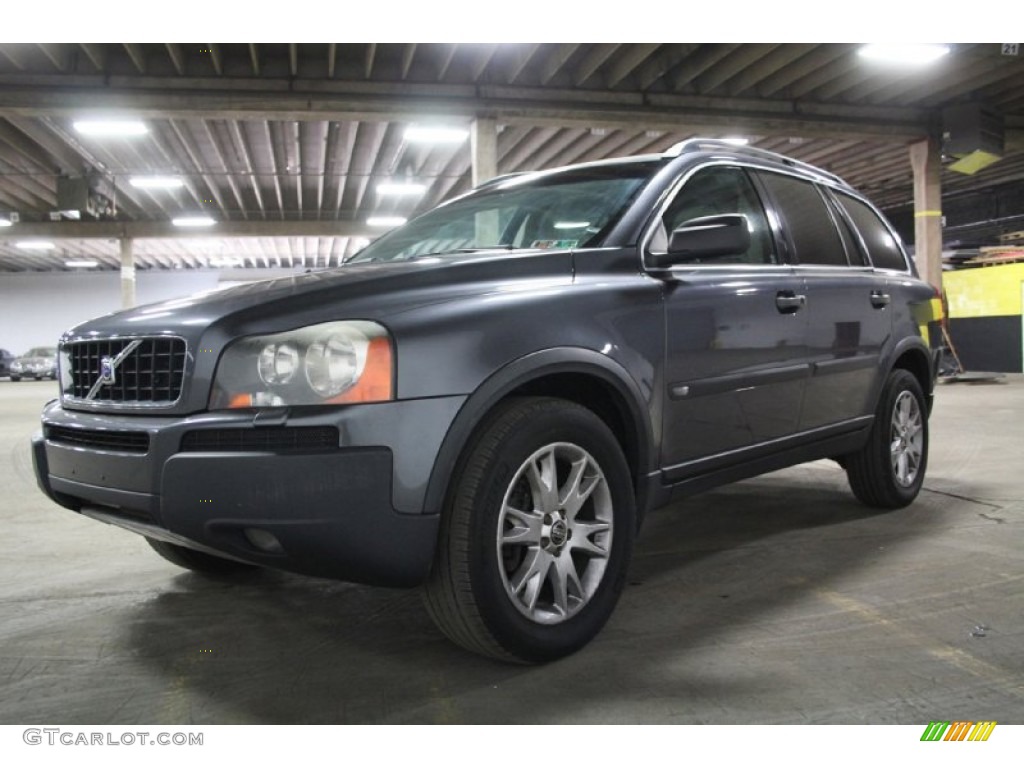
<box><xmin>757</xmin><ymin>171</ymin><xmax>848</xmax><ymax>266</ymax></box>
<box><xmin>834</xmin><ymin>193</ymin><xmax>908</xmax><ymax>271</ymax></box>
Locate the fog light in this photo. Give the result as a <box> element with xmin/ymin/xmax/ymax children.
<box><xmin>243</xmin><ymin>527</ymin><xmax>284</xmax><ymax>554</ymax></box>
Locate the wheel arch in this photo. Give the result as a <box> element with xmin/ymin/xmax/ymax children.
<box><xmin>422</xmin><ymin>348</ymin><xmax>657</xmax><ymax>525</ymax></box>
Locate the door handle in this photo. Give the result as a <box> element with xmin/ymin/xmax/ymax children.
<box><xmin>775</xmin><ymin>292</ymin><xmax>806</xmax><ymax>313</ymax></box>
<box><xmin>870</xmin><ymin>291</ymin><xmax>891</xmax><ymax>308</ymax></box>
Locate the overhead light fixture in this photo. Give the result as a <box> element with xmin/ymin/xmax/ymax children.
<box><xmin>73</xmin><ymin>119</ymin><xmax>149</xmax><ymax>137</ymax></box>
<box><xmin>367</xmin><ymin>216</ymin><xmax>407</xmax><ymax>228</ymax></box>
<box><xmin>65</xmin><ymin>260</ymin><xmax>98</xmax><ymax>268</ymax></box>
<box><xmin>17</xmin><ymin>241</ymin><xmax>56</xmax><ymax>250</ymax></box>
<box><xmin>858</xmin><ymin>44</ymin><xmax>951</xmax><ymax>65</ymax></box>
<box><xmin>376</xmin><ymin>182</ymin><xmax>427</xmax><ymax>197</ymax></box>
<box><xmin>172</xmin><ymin>215</ymin><xmax>216</xmax><ymax>228</ymax></box>
<box><xmin>0</xmin><ymin>217</ymin><xmax>12</xmax><ymax>228</ymax></box>
<box><xmin>130</xmin><ymin>176</ymin><xmax>185</xmax><ymax>190</ymax></box>
<box><xmin>723</xmin><ymin>137</ymin><xmax>749</xmax><ymax>146</ymax></box>
<box><xmin>404</xmin><ymin>126</ymin><xmax>469</xmax><ymax>144</ymax></box>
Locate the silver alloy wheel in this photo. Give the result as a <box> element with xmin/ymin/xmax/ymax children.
<box><xmin>496</xmin><ymin>442</ymin><xmax>614</xmax><ymax>625</ymax></box>
<box><xmin>890</xmin><ymin>391</ymin><xmax>924</xmax><ymax>487</ymax></box>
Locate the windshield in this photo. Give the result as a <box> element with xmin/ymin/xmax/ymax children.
<box><xmin>349</xmin><ymin>161</ymin><xmax>660</xmax><ymax>264</ymax></box>
<box><xmin>26</xmin><ymin>347</ymin><xmax>55</xmax><ymax>357</ymax></box>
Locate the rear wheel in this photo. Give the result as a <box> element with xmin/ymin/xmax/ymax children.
<box><xmin>146</xmin><ymin>538</ymin><xmax>261</xmax><ymax>576</ymax></box>
<box><xmin>9</xmin><ymin>376</ymin><xmax>19</xmax><ymax>382</ymax></box>
<box><xmin>845</xmin><ymin>369</ymin><xmax>928</xmax><ymax>508</ymax></box>
<box><xmin>424</xmin><ymin>397</ymin><xmax>635</xmax><ymax>663</ymax></box>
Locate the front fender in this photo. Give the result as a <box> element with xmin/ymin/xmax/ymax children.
<box><xmin>422</xmin><ymin>347</ymin><xmax>659</xmax><ymax>519</ymax></box>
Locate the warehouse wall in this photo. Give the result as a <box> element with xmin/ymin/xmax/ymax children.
<box><xmin>944</xmin><ymin>263</ymin><xmax>1024</xmax><ymax>373</ymax></box>
<box><xmin>0</xmin><ymin>271</ymin><xmax>221</xmax><ymax>353</ymax></box>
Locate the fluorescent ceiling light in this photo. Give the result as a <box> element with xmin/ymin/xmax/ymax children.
<box><xmin>130</xmin><ymin>176</ymin><xmax>184</xmax><ymax>189</ymax></box>
<box><xmin>65</xmin><ymin>260</ymin><xmax>98</xmax><ymax>268</ymax></box>
<box><xmin>73</xmin><ymin>119</ymin><xmax>149</xmax><ymax>137</ymax></box>
<box><xmin>404</xmin><ymin>126</ymin><xmax>469</xmax><ymax>144</ymax></box>
<box><xmin>0</xmin><ymin>218</ymin><xmax>12</xmax><ymax>228</ymax></box>
<box><xmin>367</xmin><ymin>216</ymin><xmax>408</xmax><ymax>228</ymax></box>
<box><xmin>172</xmin><ymin>216</ymin><xmax>216</xmax><ymax>228</ymax></box>
<box><xmin>554</xmin><ymin>221</ymin><xmax>589</xmax><ymax>229</ymax></box>
<box><xmin>377</xmin><ymin>182</ymin><xmax>427</xmax><ymax>196</ymax></box>
<box><xmin>17</xmin><ymin>241</ymin><xmax>56</xmax><ymax>250</ymax></box>
<box><xmin>858</xmin><ymin>44</ymin><xmax>951</xmax><ymax>65</ymax></box>
<box><xmin>723</xmin><ymin>137</ymin><xmax>749</xmax><ymax>146</ymax></box>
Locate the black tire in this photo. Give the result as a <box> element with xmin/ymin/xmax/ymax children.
<box><xmin>423</xmin><ymin>397</ymin><xmax>635</xmax><ymax>664</ymax></box>
<box><xmin>146</xmin><ymin>537</ymin><xmax>261</xmax><ymax>576</ymax></box>
<box><xmin>845</xmin><ymin>369</ymin><xmax>928</xmax><ymax>508</ymax></box>
<box><xmin>9</xmin><ymin>376</ymin><xmax>19</xmax><ymax>382</ymax></box>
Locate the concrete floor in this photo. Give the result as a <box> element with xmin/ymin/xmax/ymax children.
<box><xmin>1</xmin><ymin>378</ymin><xmax>1022</xmax><ymax>724</ymax></box>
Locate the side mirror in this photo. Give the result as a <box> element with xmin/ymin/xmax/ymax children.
<box><xmin>648</xmin><ymin>214</ymin><xmax>751</xmax><ymax>268</ymax></box>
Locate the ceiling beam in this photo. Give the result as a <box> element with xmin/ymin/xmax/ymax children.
<box><xmin>78</xmin><ymin>44</ymin><xmax>105</xmax><ymax>72</ymax></box>
<box><xmin>505</xmin><ymin>43</ymin><xmax>542</xmax><ymax>85</ymax></box>
<box><xmin>0</xmin><ymin>45</ymin><xmax>31</xmax><ymax>70</ymax></box>
<box><xmin>539</xmin><ymin>44</ymin><xmax>579</xmax><ymax>86</ymax></box>
<box><xmin>0</xmin><ymin>220</ymin><xmax>374</xmax><ymax>239</ymax></box>
<box><xmin>123</xmin><ymin>44</ymin><xmax>146</xmax><ymax>75</ymax></box>
<box><xmin>574</xmin><ymin>45</ymin><xmax>619</xmax><ymax>87</ymax></box>
<box><xmin>365</xmin><ymin>44</ymin><xmax>376</xmax><ymax>79</ymax></box>
<box><xmin>605</xmin><ymin>44</ymin><xmax>661</xmax><ymax>89</ymax></box>
<box><xmin>248</xmin><ymin>44</ymin><xmax>260</xmax><ymax>77</ymax></box>
<box><xmin>208</xmin><ymin>44</ymin><xmax>222</xmax><ymax>76</ymax></box>
<box><xmin>289</xmin><ymin>44</ymin><xmax>299</xmax><ymax>78</ymax></box>
<box><xmin>401</xmin><ymin>44</ymin><xmax>417</xmax><ymax>80</ymax></box>
<box><xmin>165</xmin><ymin>44</ymin><xmax>185</xmax><ymax>76</ymax></box>
<box><xmin>437</xmin><ymin>44</ymin><xmax>457</xmax><ymax>82</ymax></box>
<box><xmin>0</xmin><ymin>78</ymin><xmax>932</xmax><ymax>140</ymax></box>
<box><xmin>37</xmin><ymin>44</ymin><xmax>67</xmax><ymax>72</ymax></box>
<box><xmin>327</xmin><ymin>43</ymin><xmax>336</xmax><ymax>79</ymax></box>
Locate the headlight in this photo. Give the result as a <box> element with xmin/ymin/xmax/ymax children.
<box><xmin>11</xmin><ymin>361</ymin><xmax>21</xmax><ymax>371</ymax></box>
<box><xmin>209</xmin><ymin>321</ymin><xmax>393</xmax><ymax>409</ymax></box>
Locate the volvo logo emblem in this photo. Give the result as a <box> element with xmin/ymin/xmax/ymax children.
<box><xmin>85</xmin><ymin>340</ymin><xmax>143</xmax><ymax>400</ymax></box>
<box><xmin>99</xmin><ymin>356</ymin><xmax>116</xmax><ymax>385</ymax></box>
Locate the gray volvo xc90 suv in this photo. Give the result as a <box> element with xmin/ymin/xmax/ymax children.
<box><xmin>33</xmin><ymin>139</ymin><xmax>942</xmax><ymax>662</ymax></box>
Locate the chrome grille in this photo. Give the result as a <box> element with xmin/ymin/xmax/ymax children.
<box><xmin>65</xmin><ymin>338</ymin><xmax>186</xmax><ymax>404</ymax></box>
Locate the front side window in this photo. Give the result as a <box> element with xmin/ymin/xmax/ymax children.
<box><xmin>349</xmin><ymin>163</ymin><xmax>659</xmax><ymax>264</ymax></box>
<box><xmin>651</xmin><ymin>165</ymin><xmax>775</xmax><ymax>265</ymax></box>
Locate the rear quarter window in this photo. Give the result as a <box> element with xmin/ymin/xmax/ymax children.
<box><xmin>834</xmin><ymin>193</ymin><xmax>908</xmax><ymax>271</ymax></box>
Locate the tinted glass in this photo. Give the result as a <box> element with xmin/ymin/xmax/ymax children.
<box><xmin>758</xmin><ymin>172</ymin><xmax>847</xmax><ymax>266</ymax></box>
<box><xmin>654</xmin><ymin>166</ymin><xmax>774</xmax><ymax>264</ymax></box>
<box><xmin>835</xmin><ymin>193</ymin><xmax>908</xmax><ymax>271</ymax></box>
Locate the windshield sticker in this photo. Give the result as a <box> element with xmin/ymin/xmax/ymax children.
<box><xmin>530</xmin><ymin>239</ymin><xmax>578</xmax><ymax>250</ymax></box>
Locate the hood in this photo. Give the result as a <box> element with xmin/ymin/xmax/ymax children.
<box><xmin>61</xmin><ymin>249</ymin><xmax>572</xmax><ymax>343</ymax></box>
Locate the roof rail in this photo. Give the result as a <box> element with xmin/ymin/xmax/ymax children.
<box><xmin>663</xmin><ymin>138</ymin><xmax>849</xmax><ymax>187</ymax></box>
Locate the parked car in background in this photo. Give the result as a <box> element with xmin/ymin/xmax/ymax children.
<box><xmin>33</xmin><ymin>139</ymin><xmax>942</xmax><ymax>663</ymax></box>
<box><xmin>0</xmin><ymin>348</ymin><xmax>15</xmax><ymax>378</ymax></box>
<box><xmin>11</xmin><ymin>347</ymin><xmax>58</xmax><ymax>381</ymax></box>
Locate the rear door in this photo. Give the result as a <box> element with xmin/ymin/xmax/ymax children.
<box><xmin>755</xmin><ymin>171</ymin><xmax>893</xmax><ymax>430</ymax></box>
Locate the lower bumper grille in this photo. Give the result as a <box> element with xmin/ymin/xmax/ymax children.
<box><xmin>179</xmin><ymin>426</ymin><xmax>340</xmax><ymax>453</ymax></box>
<box><xmin>45</xmin><ymin>425</ymin><xmax>150</xmax><ymax>454</ymax></box>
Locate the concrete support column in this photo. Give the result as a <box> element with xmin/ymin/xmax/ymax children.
<box><xmin>471</xmin><ymin>117</ymin><xmax>499</xmax><ymax>245</ymax></box>
<box><xmin>471</xmin><ymin>116</ymin><xmax>498</xmax><ymax>187</ymax></box>
<box><xmin>120</xmin><ymin>237</ymin><xmax>136</xmax><ymax>309</ymax></box>
<box><xmin>909</xmin><ymin>138</ymin><xmax>943</xmax><ymax>289</ymax></box>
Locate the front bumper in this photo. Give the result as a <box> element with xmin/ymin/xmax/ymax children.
<box><xmin>33</xmin><ymin>396</ymin><xmax>465</xmax><ymax>587</ymax></box>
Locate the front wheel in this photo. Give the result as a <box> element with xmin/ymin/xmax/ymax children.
<box><xmin>845</xmin><ymin>369</ymin><xmax>928</xmax><ymax>508</ymax></box>
<box><xmin>423</xmin><ymin>398</ymin><xmax>635</xmax><ymax>663</ymax></box>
